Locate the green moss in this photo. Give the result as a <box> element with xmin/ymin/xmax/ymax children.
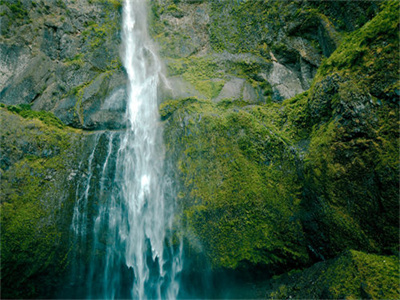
<box><xmin>316</xmin><ymin>1</ymin><xmax>399</xmax><ymax>82</ymax></box>
<box><xmin>87</xmin><ymin>0</ymin><xmax>122</xmax><ymax>9</ymax></box>
<box><xmin>0</xmin><ymin>108</ymin><xmax>82</xmax><ymax>298</ymax></box>
<box><xmin>6</xmin><ymin>104</ymin><xmax>65</xmax><ymax>129</ymax></box>
<box><xmin>163</xmin><ymin>99</ymin><xmax>309</xmax><ymax>270</ymax></box>
<box><xmin>2</xmin><ymin>0</ymin><xmax>29</xmax><ymax>21</ymax></box>
<box><xmin>167</xmin><ymin>4</ymin><xmax>178</xmax><ymax>12</ymax></box>
<box><xmin>208</xmin><ymin>1</ymin><xmax>319</xmax><ymax>56</ymax></box>
<box><xmin>64</xmin><ymin>54</ymin><xmax>85</xmax><ymax>69</ymax></box>
<box><xmin>304</xmin><ymin>98</ymin><xmax>399</xmax><ymax>255</ymax></box>
<box><xmin>69</xmin><ymin>80</ymin><xmax>92</xmax><ymax>124</ymax></box>
<box><xmin>160</xmin><ymin>1</ymin><xmax>399</xmax><ymax>272</ymax></box>
<box><xmin>251</xmin><ymin>91</ymin><xmax>311</xmax><ymax>143</ymax></box>
<box><xmin>298</xmin><ymin>3</ymin><xmax>400</xmax><ymax>257</ymax></box>
<box><xmin>160</xmin><ymin>97</ymin><xmax>202</xmax><ymax>120</ymax></box>
<box><xmin>80</xmin><ymin>1</ymin><xmax>122</xmax><ymax>70</ymax></box>
<box><xmin>267</xmin><ymin>250</ymin><xmax>400</xmax><ymax>299</ymax></box>
<box><xmin>167</xmin><ymin>56</ymin><xmax>226</xmax><ymax>99</ymax></box>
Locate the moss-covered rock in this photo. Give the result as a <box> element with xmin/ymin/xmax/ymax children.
<box><xmin>301</xmin><ymin>0</ymin><xmax>399</xmax><ymax>259</ymax></box>
<box><xmin>162</xmin><ymin>98</ymin><xmax>310</xmax><ymax>270</ymax></box>
<box><xmin>0</xmin><ymin>106</ymin><xmax>102</xmax><ymax>298</ymax></box>
<box><xmin>161</xmin><ymin>0</ymin><xmax>399</xmax><ymax>276</ymax></box>
<box><xmin>0</xmin><ymin>0</ymin><xmax>125</xmax><ymax>130</ymax></box>
<box><xmin>1</xmin><ymin>0</ymin><xmax>398</xmax><ymax>298</ymax></box>
<box><xmin>150</xmin><ymin>0</ymin><xmax>381</xmax><ymax>105</ymax></box>
<box><xmin>266</xmin><ymin>250</ymin><xmax>400</xmax><ymax>299</ymax></box>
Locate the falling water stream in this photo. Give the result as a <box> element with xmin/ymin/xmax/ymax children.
<box><xmin>117</xmin><ymin>0</ymin><xmax>182</xmax><ymax>298</ymax></box>
<box><xmin>69</xmin><ymin>0</ymin><xmax>182</xmax><ymax>299</ymax></box>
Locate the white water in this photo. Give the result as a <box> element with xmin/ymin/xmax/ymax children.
<box><xmin>116</xmin><ymin>0</ymin><xmax>182</xmax><ymax>298</ymax></box>
<box><xmin>68</xmin><ymin>1</ymin><xmax>182</xmax><ymax>298</ymax></box>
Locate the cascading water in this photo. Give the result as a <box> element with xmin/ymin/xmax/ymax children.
<box><xmin>117</xmin><ymin>0</ymin><xmax>182</xmax><ymax>298</ymax></box>
<box><xmin>68</xmin><ymin>0</ymin><xmax>182</xmax><ymax>299</ymax></box>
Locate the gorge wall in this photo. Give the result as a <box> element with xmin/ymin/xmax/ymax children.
<box><xmin>0</xmin><ymin>0</ymin><xmax>399</xmax><ymax>298</ymax></box>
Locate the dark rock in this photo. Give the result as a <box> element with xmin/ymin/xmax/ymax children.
<box><xmin>41</xmin><ymin>26</ymin><xmax>60</xmax><ymax>60</ymax></box>
<box><xmin>0</xmin><ymin>0</ymin><xmax>125</xmax><ymax>130</ymax></box>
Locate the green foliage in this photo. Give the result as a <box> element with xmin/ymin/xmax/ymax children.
<box><xmin>80</xmin><ymin>1</ymin><xmax>122</xmax><ymax>70</ymax></box>
<box><xmin>161</xmin><ymin>1</ymin><xmax>399</xmax><ymax>273</ymax></box>
<box><xmin>167</xmin><ymin>4</ymin><xmax>178</xmax><ymax>12</ymax></box>
<box><xmin>6</xmin><ymin>104</ymin><xmax>65</xmax><ymax>129</ymax></box>
<box><xmin>304</xmin><ymin>97</ymin><xmax>399</xmax><ymax>255</ymax></box>
<box><xmin>159</xmin><ymin>97</ymin><xmax>201</xmax><ymax>120</ymax></box>
<box><xmin>208</xmin><ymin>1</ymin><xmax>324</xmax><ymax>57</ymax></box>
<box><xmin>267</xmin><ymin>250</ymin><xmax>400</xmax><ymax>299</ymax></box>
<box><xmin>0</xmin><ymin>108</ymin><xmax>81</xmax><ymax>298</ymax></box>
<box><xmin>209</xmin><ymin>1</ymin><xmax>263</xmax><ymax>53</ymax></box>
<box><xmin>82</xmin><ymin>20</ymin><xmax>110</xmax><ymax>50</ymax></box>
<box><xmin>162</xmin><ymin>98</ymin><xmax>309</xmax><ymax>270</ymax></box>
<box><xmin>2</xmin><ymin>0</ymin><xmax>29</xmax><ymax>19</ymax></box>
<box><xmin>301</xmin><ymin>2</ymin><xmax>400</xmax><ymax>258</ymax></box>
<box><xmin>317</xmin><ymin>1</ymin><xmax>399</xmax><ymax>82</ymax></box>
<box><xmin>167</xmin><ymin>56</ymin><xmax>226</xmax><ymax>99</ymax></box>
<box><xmin>64</xmin><ymin>54</ymin><xmax>85</xmax><ymax>69</ymax></box>
<box><xmin>88</xmin><ymin>0</ymin><xmax>122</xmax><ymax>9</ymax></box>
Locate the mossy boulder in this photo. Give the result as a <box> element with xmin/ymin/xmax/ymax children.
<box><xmin>301</xmin><ymin>0</ymin><xmax>399</xmax><ymax>259</ymax></box>
<box><xmin>266</xmin><ymin>250</ymin><xmax>400</xmax><ymax>299</ymax></box>
<box><xmin>162</xmin><ymin>98</ymin><xmax>310</xmax><ymax>271</ymax></box>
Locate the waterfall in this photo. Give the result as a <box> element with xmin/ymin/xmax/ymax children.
<box><xmin>116</xmin><ymin>0</ymin><xmax>182</xmax><ymax>298</ymax></box>
<box><xmin>68</xmin><ymin>1</ymin><xmax>182</xmax><ymax>299</ymax></box>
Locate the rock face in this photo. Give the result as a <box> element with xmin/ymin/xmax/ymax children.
<box><xmin>161</xmin><ymin>97</ymin><xmax>309</xmax><ymax>270</ymax></box>
<box><xmin>159</xmin><ymin>0</ymin><xmax>399</xmax><ymax>295</ymax></box>
<box><xmin>265</xmin><ymin>250</ymin><xmax>400</xmax><ymax>299</ymax></box>
<box><xmin>149</xmin><ymin>0</ymin><xmax>380</xmax><ymax>103</ymax></box>
<box><xmin>0</xmin><ymin>106</ymin><xmax>93</xmax><ymax>298</ymax></box>
<box><xmin>0</xmin><ymin>0</ymin><xmax>126</xmax><ymax>130</ymax></box>
<box><xmin>0</xmin><ymin>104</ymin><xmax>124</xmax><ymax>298</ymax></box>
<box><xmin>0</xmin><ymin>0</ymin><xmax>399</xmax><ymax>298</ymax></box>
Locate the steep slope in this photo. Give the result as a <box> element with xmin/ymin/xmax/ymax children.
<box><xmin>0</xmin><ymin>0</ymin><xmax>398</xmax><ymax>298</ymax></box>
<box><xmin>150</xmin><ymin>0</ymin><xmax>380</xmax><ymax>102</ymax></box>
<box><xmin>0</xmin><ymin>105</ymin><xmax>91</xmax><ymax>298</ymax></box>
<box><xmin>0</xmin><ymin>0</ymin><xmax>125</xmax><ymax>129</ymax></box>
<box><xmin>300</xmin><ymin>0</ymin><xmax>399</xmax><ymax>259</ymax></box>
<box><xmin>160</xmin><ymin>0</ymin><xmax>399</xmax><ymax>292</ymax></box>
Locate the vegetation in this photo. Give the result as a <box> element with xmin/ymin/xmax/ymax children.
<box><xmin>0</xmin><ymin>0</ymin><xmax>398</xmax><ymax>298</ymax></box>
<box><xmin>1</xmin><ymin>0</ymin><xmax>29</xmax><ymax>20</ymax></box>
<box><xmin>161</xmin><ymin>1</ymin><xmax>399</xmax><ymax>280</ymax></box>
<box><xmin>6</xmin><ymin>104</ymin><xmax>65</xmax><ymax>129</ymax></box>
<box><xmin>301</xmin><ymin>0</ymin><xmax>400</xmax><ymax>258</ymax></box>
<box><xmin>162</xmin><ymin>97</ymin><xmax>309</xmax><ymax>269</ymax></box>
<box><xmin>167</xmin><ymin>57</ymin><xmax>226</xmax><ymax>99</ymax></box>
<box><xmin>267</xmin><ymin>250</ymin><xmax>400</xmax><ymax>299</ymax></box>
<box><xmin>0</xmin><ymin>107</ymin><xmax>82</xmax><ymax>298</ymax></box>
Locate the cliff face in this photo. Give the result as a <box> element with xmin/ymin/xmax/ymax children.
<box><xmin>150</xmin><ymin>0</ymin><xmax>379</xmax><ymax>102</ymax></box>
<box><xmin>0</xmin><ymin>103</ymin><xmax>123</xmax><ymax>298</ymax></box>
<box><xmin>158</xmin><ymin>0</ymin><xmax>399</xmax><ymax>297</ymax></box>
<box><xmin>0</xmin><ymin>0</ymin><xmax>399</xmax><ymax>298</ymax></box>
<box><xmin>158</xmin><ymin>0</ymin><xmax>399</xmax><ymax>267</ymax></box>
<box><xmin>1</xmin><ymin>1</ymin><xmax>125</xmax><ymax>297</ymax></box>
<box><xmin>1</xmin><ymin>0</ymin><xmax>125</xmax><ymax>130</ymax></box>
<box><xmin>1</xmin><ymin>105</ymin><xmax>93</xmax><ymax>297</ymax></box>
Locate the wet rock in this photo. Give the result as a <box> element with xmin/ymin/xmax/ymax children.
<box><xmin>268</xmin><ymin>62</ymin><xmax>304</xmax><ymax>101</ymax></box>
